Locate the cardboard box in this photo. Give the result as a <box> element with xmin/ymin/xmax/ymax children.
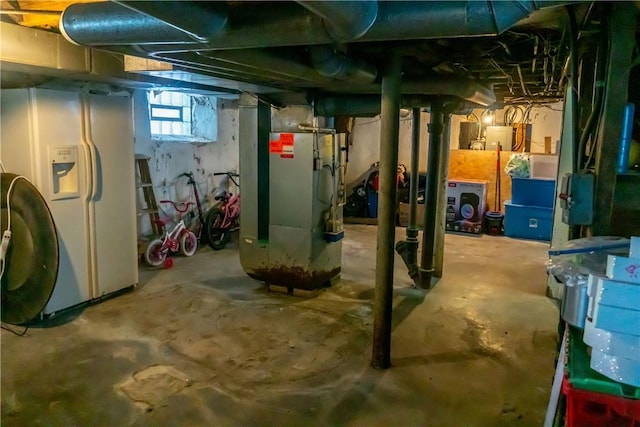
<box><xmin>398</xmin><ymin>202</ymin><xmax>424</xmax><ymax>227</ymax></box>
<box><xmin>445</xmin><ymin>179</ymin><xmax>487</xmax><ymax>234</ymax></box>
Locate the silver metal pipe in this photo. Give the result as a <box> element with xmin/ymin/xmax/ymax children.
<box><xmin>295</xmin><ymin>0</ymin><xmax>378</xmax><ymax>40</ymax></box>
<box><xmin>309</xmin><ymin>45</ymin><xmax>377</xmax><ymax>84</ymax></box>
<box><xmin>372</xmin><ymin>52</ymin><xmax>402</xmax><ymax>370</ymax></box>
<box><xmin>297</xmin><ymin>125</ymin><xmax>336</xmax><ymax>134</ymax></box>
<box><xmin>61</xmin><ymin>1</ymin><xmax>575</xmax><ymax>49</ymax></box>
<box><xmin>433</xmin><ymin>112</ymin><xmax>452</xmax><ymax>278</ymax></box>
<box><xmin>408</xmin><ymin>108</ymin><xmax>421</xmax><ymax>237</ymax></box>
<box><xmin>115</xmin><ymin>1</ymin><xmax>228</xmax><ymax>42</ymax></box>
<box><xmin>394</xmin><ymin>107</ymin><xmax>422</xmax><ymax>286</ymax></box>
<box><xmin>60</xmin><ymin>2</ymin><xmax>196</xmax><ymax>45</ymax></box>
<box><xmin>419</xmin><ymin>101</ymin><xmax>444</xmax><ymax>289</ymax></box>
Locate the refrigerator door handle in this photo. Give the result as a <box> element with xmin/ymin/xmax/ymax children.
<box><xmin>80</xmin><ymin>94</ymin><xmax>98</xmax><ymax>201</ymax></box>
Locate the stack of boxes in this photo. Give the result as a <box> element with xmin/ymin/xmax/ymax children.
<box><xmin>558</xmin><ymin>237</ymin><xmax>640</xmax><ymax>426</ymax></box>
<box><xmin>504</xmin><ymin>154</ymin><xmax>558</xmax><ymax>241</ymax></box>
<box><xmin>584</xmin><ymin>236</ymin><xmax>640</xmax><ymax>387</ymax></box>
<box><xmin>504</xmin><ymin>177</ymin><xmax>555</xmax><ymax>240</ymax></box>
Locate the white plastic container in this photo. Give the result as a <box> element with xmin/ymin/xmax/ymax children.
<box><xmin>529</xmin><ymin>154</ymin><xmax>559</xmax><ymax>180</ymax></box>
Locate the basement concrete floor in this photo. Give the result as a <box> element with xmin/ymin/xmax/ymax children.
<box><xmin>1</xmin><ymin>225</ymin><xmax>560</xmax><ymax>427</ymax></box>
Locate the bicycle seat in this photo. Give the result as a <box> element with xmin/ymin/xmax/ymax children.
<box><xmin>214</xmin><ymin>191</ymin><xmax>227</xmax><ymax>201</ymax></box>
<box><xmin>154</xmin><ymin>218</ymin><xmax>169</xmax><ymax>226</ymax></box>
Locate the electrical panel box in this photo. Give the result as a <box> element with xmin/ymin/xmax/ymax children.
<box><xmin>559</xmin><ymin>173</ymin><xmax>594</xmax><ymax>225</ymax></box>
<box><xmin>485</xmin><ymin>126</ymin><xmax>514</xmax><ymax>151</ymax></box>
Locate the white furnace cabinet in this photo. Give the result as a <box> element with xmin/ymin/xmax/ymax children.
<box><xmin>0</xmin><ymin>88</ymin><xmax>138</xmax><ymax>316</ymax></box>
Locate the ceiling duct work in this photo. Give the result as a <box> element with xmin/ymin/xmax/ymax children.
<box><xmin>313</xmin><ymin>89</ymin><xmax>485</xmax><ymax>117</ymax></box>
<box><xmin>114</xmin><ymin>1</ymin><xmax>228</xmax><ymax>42</ymax></box>
<box><xmin>309</xmin><ymin>46</ymin><xmax>377</xmax><ymax>83</ymax></box>
<box><xmin>58</xmin><ymin>0</ymin><xmax>578</xmax><ymax>104</ymax></box>
<box><xmin>60</xmin><ymin>1</ymin><xmax>573</xmax><ymax>49</ymax></box>
<box><xmin>59</xmin><ymin>2</ymin><xmax>197</xmax><ymax>46</ymax></box>
<box><xmin>295</xmin><ymin>0</ymin><xmax>378</xmax><ymax>40</ymax></box>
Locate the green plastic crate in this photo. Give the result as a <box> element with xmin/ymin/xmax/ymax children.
<box><xmin>567</xmin><ymin>326</ymin><xmax>640</xmax><ymax>399</ymax></box>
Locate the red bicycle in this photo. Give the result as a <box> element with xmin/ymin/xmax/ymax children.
<box><xmin>144</xmin><ymin>200</ymin><xmax>198</xmax><ymax>268</ymax></box>
<box><xmin>205</xmin><ymin>172</ymin><xmax>240</xmax><ymax>250</ymax></box>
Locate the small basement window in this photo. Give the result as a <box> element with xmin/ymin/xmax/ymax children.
<box><xmin>148</xmin><ymin>90</ymin><xmax>217</xmax><ymax>142</ymax></box>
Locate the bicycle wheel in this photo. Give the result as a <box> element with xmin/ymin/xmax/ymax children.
<box><xmin>180</xmin><ymin>230</ymin><xmax>198</xmax><ymax>256</ymax></box>
<box><xmin>144</xmin><ymin>238</ymin><xmax>166</xmax><ymax>267</ymax></box>
<box><xmin>205</xmin><ymin>208</ymin><xmax>228</xmax><ymax>250</ymax></box>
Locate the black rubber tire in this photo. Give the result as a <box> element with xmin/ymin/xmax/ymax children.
<box><xmin>205</xmin><ymin>208</ymin><xmax>228</xmax><ymax>250</ymax></box>
<box><xmin>1</xmin><ymin>173</ymin><xmax>59</xmax><ymax>325</ymax></box>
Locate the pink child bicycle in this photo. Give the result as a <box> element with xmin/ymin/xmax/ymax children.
<box><xmin>144</xmin><ymin>200</ymin><xmax>198</xmax><ymax>268</ymax></box>
<box><xmin>205</xmin><ymin>172</ymin><xmax>240</xmax><ymax>250</ymax></box>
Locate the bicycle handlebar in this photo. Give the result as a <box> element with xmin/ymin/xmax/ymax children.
<box><xmin>213</xmin><ymin>172</ymin><xmax>240</xmax><ymax>186</ymax></box>
<box><xmin>179</xmin><ymin>172</ymin><xmax>195</xmax><ymax>184</ymax></box>
<box><xmin>213</xmin><ymin>172</ymin><xmax>239</xmax><ymax>177</ymax></box>
<box><xmin>159</xmin><ymin>200</ymin><xmax>194</xmax><ymax>213</ymax></box>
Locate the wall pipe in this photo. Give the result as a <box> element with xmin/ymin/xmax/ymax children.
<box><xmin>408</xmin><ymin>108</ymin><xmax>422</xmax><ymax>245</ymax></box>
<box><xmin>419</xmin><ymin>101</ymin><xmax>444</xmax><ymax>289</ymax></box>
<box><xmin>372</xmin><ymin>53</ymin><xmax>402</xmax><ymax>370</ymax></box>
<box><xmin>433</xmin><ymin>111</ymin><xmax>452</xmax><ymax>278</ymax></box>
<box><xmin>395</xmin><ymin>108</ymin><xmax>421</xmax><ymax>286</ymax></box>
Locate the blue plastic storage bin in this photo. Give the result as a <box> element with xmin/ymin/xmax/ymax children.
<box><xmin>367</xmin><ymin>191</ymin><xmax>378</xmax><ymax>218</ymax></box>
<box><xmin>511</xmin><ymin>177</ymin><xmax>556</xmax><ymax>208</ymax></box>
<box><xmin>504</xmin><ymin>201</ymin><xmax>553</xmax><ymax>241</ymax></box>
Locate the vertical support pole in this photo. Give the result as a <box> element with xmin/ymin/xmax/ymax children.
<box><xmin>433</xmin><ymin>111</ymin><xmax>451</xmax><ymax>278</ymax></box>
<box><xmin>257</xmin><ymin>100</ymin><xmax>271</xmax><ymax>240</ymax></box>
<box><xmin>372</xmin><ymin>53</ymin><xmax>402</xmax><ymax>370</ymax></box>
<box><xmin>592</xmin><ymin>2</ymin><xmax>635</xmax><ymax>235</ymax></box>
<box><xmin>406</xmin><ymin>108</ymin><xmax>421</xmax><ymax>244</ymax></box>
<box><xmin>419</xmin><ymin>101</ymin><xmax>444</xmax><ymax>289</ymax></box>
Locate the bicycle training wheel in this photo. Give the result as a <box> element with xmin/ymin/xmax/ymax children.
<box><xmin>205</xmin><ymin>208</ymin><xmax>229</xmax><ymax>250</ymax></box>
<box><xmin>144</xmin><ymin>238</ymin><xmax>166</xmax><ymax>267</ymax></box>
<box><xmin>180</xmin><ymin>230</ymin><xmax>198</xmax><ymax>256</ymax></box>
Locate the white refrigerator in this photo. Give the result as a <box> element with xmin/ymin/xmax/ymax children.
<box><xmin>0</xmin><ymin>88</ymin><xmax>138</xmax><ymax>316</ymax></box>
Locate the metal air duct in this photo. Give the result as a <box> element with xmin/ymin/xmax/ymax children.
<box><xmin>59</xmin><ymin>2</ymin><xmax>197</xmax><ymax>45</ymax></box>
<box><xmin>295</xmin><ymin>0</ymin><xmax>378</xmax><ymax>40</ymax></box>
<box><xmin>114</xmin><ymin>1</ymin><xmax>228</xmax><ymax>42</ymax></box>
<box><xmin>309</xmin><ymin>45</ymin><xmax>377</xmax><ymax>83</ymax></box>
<box><xmin>315</xmin><ymin>77</ymin><xmax>496</xmax><ymax>116</ymax></box>
<box><xmin>60</xmin><ymin>1</ymin><xmax>577</xmax><ymax>49</ymax></box>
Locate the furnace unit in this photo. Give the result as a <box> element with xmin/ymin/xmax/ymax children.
<box><xmin>238</xmin><ymin>95</ymin><xmax>344</xmax><ymax>291</ymax></box>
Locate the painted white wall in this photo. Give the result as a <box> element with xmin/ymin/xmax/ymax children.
<box><xmin>346</xmin><ymin>111</ymin><xmax>432</xmax><ymax>184</ymax></box>
<box><xmin>133</xmin><ymin>91</ymin><xmax>239</xmax><ymax>235</ymax></box>
<box><xmin>346</xmin><ymin>102</ymin><xmax>564</xmax><ymax>184</ymax></box>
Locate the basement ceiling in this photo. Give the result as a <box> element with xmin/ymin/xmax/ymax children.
<box><xmin>1</xmin><ymin>1</ymin><xmax>595</xmax><ymax>108</ymax></box>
